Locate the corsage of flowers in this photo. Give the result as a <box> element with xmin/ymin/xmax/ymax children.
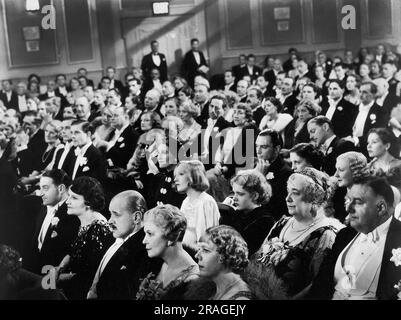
<box><xmin>50</xmin><ymin>217</ymin><xmax>60</xmax><ymax>228</ymax></box>
<box><xmin>390</xmin><ymin>248</ymin><xmax>401</xmax><ymax>299</ymax></box>
<box><xmin>258</xmin><ymin>237</ymin><xmax>290</xmax><ymax>266</ymax></box>
<box><xmin>136</xmin><ymin>273</ymin><xmax>163</xmax><ymax>300</ymax></box>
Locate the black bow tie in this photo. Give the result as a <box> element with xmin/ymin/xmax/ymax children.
<box><xmin>153</xmin><ymin>53</ymin><xmax>159</xmax><ymax>56</ymax></box>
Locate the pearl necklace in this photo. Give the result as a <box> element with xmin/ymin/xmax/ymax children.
<box><xmin>281</xmin><ymin>216</ymin><xmax>324</xmax><ymax>244</ymax></box>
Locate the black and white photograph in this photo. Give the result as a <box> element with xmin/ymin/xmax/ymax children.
<box><xmin>0</xmin><ymin>0</ymin><xmax>401</xmax><ymax>308</ymax></box>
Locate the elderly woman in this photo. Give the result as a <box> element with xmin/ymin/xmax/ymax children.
<box><xmin>177</xmin><ymin>101</ymin><xmax>201</xmax><ymax>146</ymax></box>
<box><xmin>283</xmin><ymin>98</ymin><xmax>320</xmax><ymax>150</ymax></box>
<box><xmin>367</xmin><ymin>128</ymin><xmax>401</xmax><ymax>176</ymax></box>
<box><xmin>137</xmin><ymin>204</ymin><xmax>199</xmax><ymax>300</ymax></box>
<box><xmin>56</xmin><ymin>176</ymin><xmax>114</xmax><ymax>300</ymax></box>
<box><xmin>244</xmin><ymin>167</ymin><xmax>342</xmax><ymax>299</ymax></box>
<box><xmin>187</xmin><ymin>225</ymin><xmax>253</xmax><ymax>300</ymax></box>
<box><xmin>289</xmin><ymin>143</ymin><xmax>323</xmax><ymax>172</ymax></box>
<box><xmin>220</xmin><ymin>170</ymin><xmax>275</xmax><ymax>255</ymax></box>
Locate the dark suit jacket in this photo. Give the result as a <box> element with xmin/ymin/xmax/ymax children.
<box><xmin>321</xmin><ymin>136</ymin><xmax>356</xmax><ymax>176</ymax></box>
<box><xmin>196</xmin><ymin>100</ymin><xmax>210</xmax><ymax>129</ymax></box>
<box><xmin>283</xmin><ymin>118</ymin><xmax>311</xmax><ymax>149</ymax></box>
<box><xmin>353</xmin><ymin>103</ymin><xmax>388</xmax><ymax>154</ymax></box>
<box><xmin>181</xmin><ymin>50</ymin><xmax>208</xmax><ymax>87</ymax></box>
<box><xmin>96</xmin><ymin>228</ymin><xmax>162</xmax><ymax>300</ymax></box>
<box><xmin>320</xmin><ymin>97</ymin><xmax>358</xmax><ymax>138</ymax></box>
<box><xmin>0</xmin><ymin>90</ymin><xmax>18</xmax><ymax>111</ymax></box>
<box><xmin>70</xmin><ymin>144</ymin><xmax>107</xmax><ymax>183</ymax></box>
<box><xmin>388</xmin><ymin>78</ymin><xmax>399</xmax><ymax>97</ymax></box>
<box><xmin>28</xmin><ymin>201</ymin><xmax>80</xmax><ymax>273</ymax></box>
<box><xmin>219</xmin><ymin>205</ymin><xmax>275</xmax><ymax>256</ymax></box>
<box><xmin>238</xmin><ymin>65</ymin><xmax>262</xmax><ymax>83</ymax></box>
<box><xmin>282</xmin><ymin>94</ymin><xmax>299</xmax><ymax>115</ymax></box>
<box><xmin>232</xmin><ymin>64</ymin><xmax>246</xmax><ymax>82</ymax></box>
<box><xmin>106</xmin><ymin>125</ymin><xmax>139</xmax><ymax>169</ymax></box>
<box><xmin>38</xmin><ymin>91</ymin><xmax>63</xmax><ymax>101</ymax></box>
<box><xmin>380</xmin><ymin>93</ymin><xmax>399</xmax><ymax>119</ymax></box>
<box><xmin>309</xmin><ymin>218</ymin><xmax>401</xmax><ymax>300</ymax></box>
<box><xmin>264</xmin><ymin>70</ymin><xmax>277</xmax><ymax>92</ymax></box>
<box><xmin>224</xmin><ymin>83</ymin><xmax>236</xmax><ymax>93</ymax></box>
<box><xmin>26</xmin><ymin>129</ymin><xmax>47</xmax><ymax>174</ymax></box>
<box><xmin>252</xmin><ymin>106</ymin><xmax>266</xmax><ymax>128</ymax></box>
<box><xmin>198</xmin><ymin>116</ymin><xmax>233</xmax><ymax>170</ymax></box>
<box><xmin>110</xmin><ymin>79</ymin><xmax>124</xmax><ymax>94</ymax></box>
<box><xmin>141</xmin><ymin>53</ymin><xmax>168</xmax><ymax>82</ymax></box>
<box><xmin>264</xmin><ymin>156</ymin><xmax>293</xmax><ymax>220</ymax></box>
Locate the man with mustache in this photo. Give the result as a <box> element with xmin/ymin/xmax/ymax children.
<box><xmin>87</xmin><ymin>190</ymin><xmax>161</xmax><ymax>299</ymax></box>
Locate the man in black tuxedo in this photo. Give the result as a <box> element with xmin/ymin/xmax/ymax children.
<box><xmin>264</xmin><ymin>58</ymin><xmax>282</xmax><ymax>94</ymax></box>
<box><xmin>254</xmin><ymin>129</ymin><xmax>293</xmax><ymax>220</ymax></box>
<box><xmin>294</xmin><ymin>60</ymin><xmax>313</xmax><ymax>83</ymax></box>
<box><xmin>382</xmin><ymin>62</ymin><xmax>399</xmax><ymax>97</ymax></box>
<box><xmin>308</xmin><ymin>116</ymin><xmax>356</xmax><ymax>176</ymax></box>
<box><xmin>246</xmin><ymin>86</ymin><xmax>265</xmax><ymax>127</ymax></box>
<box><xmin>347</xmin><ymin>82</ymin><xmax>388</xmax><ymax>155</ymax></box>
<box><xmin>374</xmin><ymin>77</ymin><xmax>399</xmax><ymax>119</ymax></box>
<box><xmin>87</xmin><ymin>190</ymin><xmax>161</xmax><ymax>299</ymax></box>
<box><xmin>55</xmin><ymin>74</ymin><xmax>69</xmax><ymax>98</ymax></box>
<box><xmin>231</xmin><ymin>54</ymin><xmax>247</xmax><ymax>81</ymax></box>
<box><xmin>256</xmin><ymin>75</ymin><xmax>275</xmax><ymax>98</ymax></box>
<box><xmin>238</xmin><ymin>54</ymin><xmax>262</xmax><ymax>84</ymax></box>
<box><xmin>320</xmin><ymin>79</ymin><xmax>358</xmax><ymax>138</ymax></box>
<box><xmin>143</xmin><ymin>89</ymin><xmax>163</xmax><ymax>119</ymax></box>
<box><xmin>279</xmin><ymin>77</ymin><xmax>299</xmax><ymax>115</ymax></box>
<box><xmin>105</xmin><ymin>106</ymin><xmax>139</xmax><ymax>169</ymax></box>
<box><xmin>236</xmin><ymin>79</ymin><xmax>249</xmax><ymax>103</ymax></box>
<box><xmin>26</xmin><ymin>169</ymin><xmax>80</xmax><ymax>273</ymax></box>
<box><xmin>200</xmin><ymin>94</ymin><xmax>233</xmax><ymax>170</ymax></box>
<box><xmin>21</xmin><ymin>111</ymin><xmax>47</xmax><ymax>175</ymax></box>
<box><xmin>53</xmin><ymin>120</ymin><xmax>76</xmax><ymax>173</ymax></box>
<box><xmin>194</xmin><ymin>79</ymin><xmax>210</xmax><ymax>128</ymax></box>
<box><xmin>181</xmin><ymin>38</ymin><xmax>209</xmax><ymax>88</ymax></box>
<box><xmin>309</xmin><ymin>177</ymin><xmax>401</xmax><ymax>300</ymax></box>
<box><xmin>141</xmin><ymin>40</ymin><xmax>168</xmax><ymax>83</ymax></box>
<box><xmin>223</xmin><ymin>70</ymin><xmax>236</xmax><ymax>93</ymax></box>
<box><xmin>69</xmin><ymin>120</ymin><xmax>107</xmax><ymax>183</ymax></box>
<box><xmin>105</xmin><ymin>66</ymin><xmax>124</xmax><ymax>93</ymax></box>
<box><xmin>0</xmin><ymin>79</ymin><xmax>18</xmax><ymax>111</ymax></box>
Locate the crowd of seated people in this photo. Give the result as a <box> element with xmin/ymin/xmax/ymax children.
<box><xmin>0</xmin><ymin>40</ymin><xmax>401</xmax><ymax>300</ymax></box>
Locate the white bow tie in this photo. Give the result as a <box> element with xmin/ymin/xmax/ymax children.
<box><xmin>360</xmin><ymin>232</ymin><xmax>379</xmax><ymax>244</ymax></box>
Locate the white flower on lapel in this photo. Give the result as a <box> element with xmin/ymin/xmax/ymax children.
<box><xmin>82</xmin><ymin>166</ymin><xmax>90</xmax><ymax>172</ymax></box>
<box><xmin>370</xmin><ymin>114</ymin><xmax>376</xmax><ymax>121</ymax></box>
<box><xmin>119</xmin><ymin>143</ymin><xmax>125</xmax><ymax>148</ymax></box>
<box><xmin>327</xmin><ymin>147</ymin><xmax>333</xmax><ymax>155</ymax></box>
<box><xmin>117</xmin><ymin>137</ymin><xmax>124</xmax><ymax>143</ymax></box>
<box><xmin>337</xmin><ymin>106</ymin><xmax>343</xmax><ymax>111</ymax></box>
<box><xmin>265</xmin><ymin>172</ymin><xmax>275</xmax><ymax>180</ymax></box>
<box><xmin>51</xmin><ymin>231</ymin><xmax>58</xmax><ymax>238</ymax></box>
<box><xmin>213</xmin><ymin>127</ymin><xmax>219</xmax><ymax>133</ymax></box>
<box><xmin>390</xmin><ymin>248</ymin><xmax>401</xmax><ymax>266</ymax></box>
<box><xmin>50</xmin><ymin>217</ymin><xmax>60</xmax><ymax>228</ymax></box>
<box><xmin>120</xmin><ymin>265</ymin><xmax>127</xmax><ymax>270</ymax></box>
<box><xmin>80</xmin><ymin>157</ymin><xmax>88</xmax><ymax>166</ymax></box>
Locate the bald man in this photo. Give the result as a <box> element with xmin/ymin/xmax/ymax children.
<box><xmin>87</xmin><ymin>191</ymin><xmax>161</xmax><ymax>300</ymax></box>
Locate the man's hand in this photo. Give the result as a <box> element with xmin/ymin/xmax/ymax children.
<box><xmin>255</xmin><ymin>159</ymin><xmax>270</xmax><ymax>175</ymax></box>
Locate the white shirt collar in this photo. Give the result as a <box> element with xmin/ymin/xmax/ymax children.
<box><xmin>324</xmin><ymin>135</ymin><xmax>336</xmax><ymax>149</ymax></box>
<box><xmin>360</xmin><ymin>216</ymin><xmax>392</xmax><ymax>243</ymax></box>
<box><xmin>359</xmin><ymin>100</ymin><xmax>374</xmax><ymax>111</ymax></box>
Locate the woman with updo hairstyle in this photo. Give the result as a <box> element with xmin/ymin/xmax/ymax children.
<box><xmin>289</xmin><ymin>143</ymin><xmax>323</xmax><ymax>172</ymax></box>
<box><xmin>56</xmin><ymin>176</ymin><xmax>114</xmax><ymax>300</ymax></box>
<box><xmin>186</xmin><ymin>225</ymin><xmax>253</xmax><ymax>300</ymax></box>
<box><xmin>175</xmin><ymin>160</ymin><xmax>220</xmax><ymax>252</ymax></box>
<box><xmin>177</xmin><ymin>101</ymin><xmax>201</xmax><ymax>146</ymax></box>
<box><xmin>136</xmin><ymin>204</ymin><xmax>199</xmax><ymax>300</ymax></box>
<box><xmin>259</xmin><ymin>97</ymin><xmax>293</xmax><ymax>136</ymax></box>
<box><xmin>219</xmin><ymin>170</ymin><xmax>275</xmax><ymax>255</ymax></box>
<box><xmin>244</xmin><ymin>167</ymin><xmax>342</xmax><ymax>299</ymax></box>
<box><xmin>283</xmin><ymin>99</ymin><xmax>321</xmax><ymax>150</ymax></box>
<box><xmin>367</xmin><ymin>127</ymin><xmax>401</xmax><ymax>176</ymax></box>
